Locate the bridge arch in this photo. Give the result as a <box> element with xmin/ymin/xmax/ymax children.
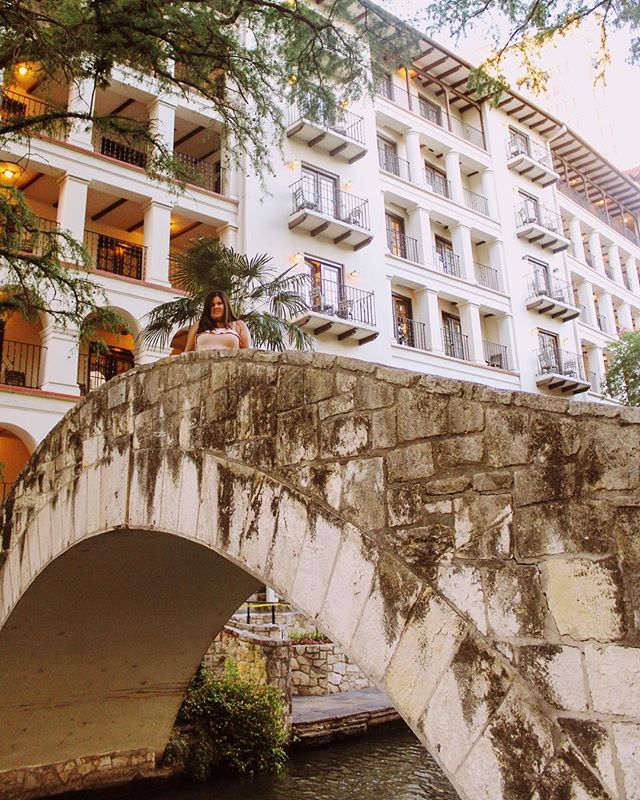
<box><xmin>1</xmin><ymin>350</ymin><xmax>639</xmax><ymax>800</ymax></box>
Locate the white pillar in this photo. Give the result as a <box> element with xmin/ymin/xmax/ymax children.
<box><xmin>220</xmin><ymin>133</ymin><xmax>239</xmax><ymax>198</ymax></box>
<box><xmin>618</xmin><ymin>302</ymin><xmax>633</xmax><ymax>332</ymax></box>
<box><xmin>588</xmin><ymin>231</ymin><xmax>605</xmax><ymax>274</ymax></box>
<box><xmin>56</xmin><ymin>175</ymin><xmax>89</xmax><ymax>259</ymax></box>
<box><xmin>480</xmin><ymin>168</ymin><xmax>497</xmax><ymax>218</ymax></box>
<box><xmin>148</xmin><ymin>97</ymin><xmax>176</xmax><ymax>154</ymax></box>
<box><xmin>458</xmin><ymin>301</ymin><xmax>484</xmax><ymax>363</ymax></box>
<box><xmin>444</xmin><ymin>150</ymin><xmax>463</xmax><ymax>204</ymax></box>
<box><xmin>488</xmin><ymin>240</ymin><xmax>505</xmax><ymax>293</ymax></box>
<box><xmin>598</xmin><ymin>291</ymin><xmax>616</xmax><ymax>335</ymax></box>
<box><xmin>416</xmin><ymin>288</ymin><xmax>442</xmax><ymax>352</ymax></box>
<box><xmin>67</xmin><ymin>78</ymin><xmax>95</xmax><ymax>148</ymax></box>
<box><xmin>408</xmin><ymin>207</ymin><xmax>431</xmax><ymax>264</ymax></box>
<box><xmin>586</xmin><ymin>346</ymin><xmax>605</xmax><ymax>393</ymax></box>
<box><xmin>608</xmin><ymin>244</ymin><xmax>624</xmax><ymax>285</ymax></box>
<box><xmin>576</xmin><ymin>279</ymin><xmax>596</xmax><ymax>326</ymax></box>
<box><xmin>143</xmin><ymin>200</ymin><xmax>172</xmax><ymax>285</ymax></box>
<box><xmin>569</xmin><ymin>217</ymin><xmax>585</xmax><ymax>262</ymax></box>
<box><xmin>404</xmin><ymin>130</ymin><xmax>422</xmax><ymax>186</ymax></box>
<box><xmin>451</xmin><ymin>224</ymin><xmax>474</xmax><ymax>281</ymax></box>
<box><xmin>219</xmin><ymin>224</ymin><xmax>238</xmax><ymax>250</ymax></box>
<box><xmin>626</xmin><ymin>256</ymin><xmax>640</xmax><ymax>295</ymax></box>
<box><xmin>498</xmin><ymin>314</ymin><xmax>517</xmax><ymax>371</ymax></box>
<box><xmin>40</xmin><ymin>325</ymin><xmax>81</xmax><ymax>394</ymax></box>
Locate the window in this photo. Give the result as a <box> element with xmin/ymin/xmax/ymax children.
<box><xmin>509</xmin><ymin>127</ymin><xmax>530</xmax><ymax>157</ymax></box>
<box><xmin>305</xmin><ymin>256</ymin><xmax>346</xmax><ymax>318</ymax></box>
<box><xmin>434</xmin><ymin>236</ymin><xmax>457</xmax><ymax>276</ymax></box>
<box><xmin>385</xmin><ymin>213</ymin><xmax>406</xmax><ymax>259</ymax></box>
<box><xmin>529</xmin><ymin>257</ymin><xmax>551</xmax><ymax>295</ymax></box>
<box><xmin>442</xmin><ymin>314</ymin><xmax>467</xmax><ymax>359</ymax></box>
<box><xmin>300</xmin><ymin>166</ymin><xmax>338</xmax><ymax>218</ymax></box>
<box><xmin>537</xmin><ymin>330</ymin><xmax>560</xmax><ymax>372</ymax></box>
<box><xmin>374</xmin><ymin>71</ymin><xmax>393</xmax><ymax>101</ymax></box>
<box><xmin>377</xmin><ymin>136</ymin><xmax>399</xmax><ymax>176</ymax></box>
<box><xmin>518</xmin><ymin>190</ymin><xmax>539</xmax><ymax>225</ymax></box>
<box><xmin>418</xmin><ymin>96</ymin><xmax>442</xmax><ymax>127</ymax></box>
<box><xmin>424</xmin><ymin>163</ymin><xmax>449</xmax><ymax>198</ymax></box>
<box><xmin>393</xmin><ymin>294</ymin><xmax>416</xmax><ymax>347</ymax></box>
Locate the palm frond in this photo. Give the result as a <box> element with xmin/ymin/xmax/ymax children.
<box><xmin>139</xmin><ymin>296</ymin><xmax>203</xmax><ymax>349</ymax></box>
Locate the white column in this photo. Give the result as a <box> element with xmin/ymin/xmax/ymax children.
<box><xmin>626</xmin><ymin>256</ymin><xmax>640</xmax><ymax>295</ymax></box>
<box><xmin>618</xmin><ymin>302</ymin><xmax>633</xmax><ymax>332</ymax></box>
<box><xmin>219</xmin><ymin>224</ymin><xmax>238</xmax><ymax>250</ymax></box>
<box><xmin>67</xmin><ymin>78</ymin><xmax>95</xmax><ymax>148</ymax></box>
<box><xmin>143</xmin><ymin>200</ymin><xmax>172</xmax><ymax>285</ymax></box>
<box><xmin>444</xmin><ymin>150</ymin><xmax>463</xmax><ymax>204</ymax></box>
<box><xmin>451</xmin><ymin>224</ymin><xmax>474</xmax><ymax>281</ymax></box>
<box><xmin>416</xmin><ymin>288</ymin><xmax>442</xmax><ymax>352</ymax></box>
<box><xmin>488</xmin><ymin>240</ymin><xmax>505</xmax><ymax>293</ymax></box>
<box><xmin>220</xmin><ymin>133</ymin><xmax>239</xmax><ymax>198</ymax></box>
<box><xmin>56</xmin><ymin>175</ymin><xmax>89</xmax><ymax>259</ymax></box>
<box><xmin>608</xmin><ymin>244</ymin><xmax>624</xmax><ymax>285</ymax></box>
<box><xmin>569</xmin><ymin>217</ymin><xmax>585</xmax><ymax>262</ymax></box>
<box><xmin>588</xmin><ymin>230</ymin><xmax>605</xmax><ymax>274</ymax></box>
<box><xmin>458</xmin><ymin>301</ymin><xmax>484</xmax><ymax>363</ymax></box>
<box><xmin>576</xmin><ymin>279</ymin><xmax>596</xmax><ymax>326</ymax></box>
<box><xmin>404</xmin><ymin>130</ymin><xmax>422</xmax><ymax>186</ymax></box>
<box><xmin>498</xmin><ymin>314</ymin><xmax>517</xmax><ymax>371</ymax></box>
<box><xmin>587</xmin><ymin>346</ymin><xmax>605</xmax><ymax>393</ymax></box>
<box><xmin>40</xmin><ymin>325</ymin><xmax>81</xmax><ymax>394</ymax></box>
<box><xmin>480</xmin><ymin>168</ymin><xmax>497</xmax><ymax>218</ymax></box>
<box><xmin>148</xmin><ymin>97</ymin><xmax>176</xmax><ymax>153</ymax></box>
<box><xmin>598</xmin><ymin>291</ymin><xmax>616</xmax><ymax>335</ymax></box>
<box><xmin>408</xmin><ymin>207</ymin><xmax>431</xmax><ymax>264</ymax></box>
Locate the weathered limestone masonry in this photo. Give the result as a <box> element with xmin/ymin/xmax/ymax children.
<box><xmin>290</xmin><ymin>641</ymin><xmax>371</xmax><ymax>695</ymax></box>
<box><xmin>1</xmin><ymin>350</ymin><xmax>640</xmax><ymax>800</ymax></box>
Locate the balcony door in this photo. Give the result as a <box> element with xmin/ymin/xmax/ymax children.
<box><xmin>435</xmin><ymin>236</ymin><xmax>456</xmax><ymax>275</ymax></box>
<box><xmin>519</xmin><ymin>190</ymin><xmax>539</xmax><ymax>225</ymax></box>
<box><xmin>424</xmin><ymin>164</ymin><xmax>448</xmax><ymax>197</ymax></box>
<box><xmin>386</xmin><ymin>212</ymin><xmax>406</xmax><ymax>259</ymax></box>
<box><xmin>418</xmin><ymin>96</ymin><xmax>442</xmax><ymax>127</ymax></box>
<box><xmin>538</xmin><ymin>330</ymin><xmax>560</xmax><ymax>372</ymax></box>
<box><xmin>393</xmin><ymin>294</ymin><xmax>414</xmax><ymax>347</ymax></box>
<box><xmin>530</xmin><ymin>258</ymin><xmax>552</xmax><ymax>296</ymax></box>
<box><xmin>509</xmin><ymin>127</ymin><xmax>530</xmax><ymax>157</ymax></box>
<box><xmin>442</xmin><ymin>313</ymin><xmax>466</xmax><ymax>359</ymax></box>
<box><xmin>301</xmin><ymin>166</ymin><xmax>337</xmax><ymax>218</ymax></box>
<box><xmin>306</xmin><ymin>256</ymin><xmax>343</xmax><ymax>316</ymax></box>
<box><xmin>377</xmin><ymin>136</ymin><xmax>398</xmax><ymax>176</ymax></box>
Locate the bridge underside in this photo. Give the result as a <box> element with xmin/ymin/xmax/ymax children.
<box><xmin>0</xmin><ymin>530</ymin><xmax>258</xmax><ymax>770</ymax></box>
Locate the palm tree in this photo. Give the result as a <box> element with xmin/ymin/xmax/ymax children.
<box><xmin>140</xmin><ymin>238</ymin><xmax>314</xmax><ymax>351</ymax></box>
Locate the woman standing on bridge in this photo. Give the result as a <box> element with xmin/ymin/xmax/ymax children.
<box><xmin>185</xmin><ymin>290</ymin><xmax>252</xmax><ymax>352</ymax></box>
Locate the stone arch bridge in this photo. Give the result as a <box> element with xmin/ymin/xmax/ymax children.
<box><xmin>1</xmin><ymin>351</ymin><xmax>639</xmax><ymax>800</ymax></box>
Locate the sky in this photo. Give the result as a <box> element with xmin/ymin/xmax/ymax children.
<box><xmin>383</xmin><ymin>2</ymin><xmax>640</xmax><ymax>171</ymax></box>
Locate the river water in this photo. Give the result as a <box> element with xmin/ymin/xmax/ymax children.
<box><xmin>67</xmin><ymin>724</ymin><xmax>457</xmax><ymax>800</ymax></box>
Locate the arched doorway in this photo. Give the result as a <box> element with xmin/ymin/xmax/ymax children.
<box><xmin>0</xmin><ymin>424</ymin><xmax>34</xmax><ymax>503</ymax></box>
<box><xmin>77</xmin><ymin>311</ymin><xmax>138</xmax><ymax>395</ymax></box>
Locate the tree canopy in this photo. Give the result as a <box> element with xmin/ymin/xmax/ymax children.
<box><xmin>603</xmin><ymin>330</ymin><xmax>640</xmax><ymax>405</ymax></box>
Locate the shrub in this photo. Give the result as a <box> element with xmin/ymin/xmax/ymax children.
<box><xmin>289</xmin><ymin>628</ymin><xmax>331</xmax><ymax>644</ymax></box>
<box><xmin>164</xmin><ymin>660</ymin><xmax>288</xmax><ymax>781</ymax></box>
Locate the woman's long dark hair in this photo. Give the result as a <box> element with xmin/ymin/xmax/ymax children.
<box><xmin>197</xmin><ymin>290</ymin><xmax>239</xmax><ymax>334</ymax></box>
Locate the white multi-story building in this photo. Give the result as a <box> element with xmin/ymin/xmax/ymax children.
<box><xmin>1</xmin><ymin>28</ymin><xmax>639</xmax><ymax>496</ymax></box>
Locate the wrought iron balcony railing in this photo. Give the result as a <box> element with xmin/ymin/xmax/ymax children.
<box><xmin>474</xmin><ymin>262</ymin><xmax>500</xmax><ymax>292</ymax></box>
<box><xmin>84</xmin><ymin>230</ymin><xmax>146</xmax><ymax>281</ymax></box>
<box><xmin>463</xmin><ymin>188</ymin><xmax>489</xmax><ymax>216</ymax></box>
<box><xmin>174</xmin><ymin>151</ymin><xmax>223</xmax><ymax>193</ymax></box>
<box><xmin>395</xmin><ymin>315</ymin><xmax>428</xmax><ymax>350</ymax></box>
<box><xmin>289</xmin><ymin>101</ymin><xmax>366</xmax><ymax>145</ymax></box>
<box><xmin>77</xmin><ymin>351</ymin><xmax>135</xmax><ymax>396</ymax></box>
<box><xmin>305</xmin><ymin>278</ymin><xmax>375</xmax><ymax>327</ymax></box>
<box><xmin>0</xmin><ymin>340</ymin><xmax>45</xmax><ymax>389</ymax></box>
<box><xmin>442</xmin><ymin>327</ymin><xmax>469</xmax><ymax>360</ymax></box>
<box><xmin>433</xmin><ymin>247</ymin><xmax>461</xmax><ymax>278</ymax></box>
<box><xmin>290</xmin><ymin>180</ymin><xmax>370</xmax><ymax>230</ymax></box>
<box><xmin>0</xmin><ymin>89</ymin><xmax>69</xmax><ymax>140</ymax></box>
<box><xmin>378</xmin><ymin>150</ymin><xmax>411</xmax><ymax>182</ymax></box>
<box><xmin>527</xmin><ymin>273</ymin><xmax>575</xmax><ymax>306</ymax></box>
<box><xmin>386</xmin><ymin>228</ymin><xmax>419</xmax><ymax>262</ymax></box>
<box><xmin>506</xmin><ymin>135</ymin><xmax>554</xmax><ymax>169</ymax></box>
<box><xmin>94</xmin><ymin>130</ymin><xmax>148</xmax><ymax>168</ymax></box>
<box><xmin>558</xmin><ymin>181</ymin><xmax>640</xmax><ymax>247</ymax></box>
<box><xmin>424</xmin><ymin>171</ymin><xmax>450</xmax><ymax>199</ymax></box>
<box><xmin>483</xmin><ymin>340</ymin><xmax>510</xmax><ymax>370</ymax></box>
<box><xmin>595</xmin><ymin>314</ymin><xmax>608</xmax><ymax>333</ymax></box>
<box><xmin>535</xmin><ymin>347</ymin><xmax>587</xmax><ymax>381</ymax></box>
<box><xmin>0</xmin><ymin>216</ymin><xmax>58</xmax><ymax>256</ymax></box>
<box><xmin>515</xmin><ymin>201</ymin><xmax>564</xmax><ymax>236</ymax></box>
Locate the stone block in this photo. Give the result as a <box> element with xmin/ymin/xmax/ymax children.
<box><xmin>513</xmin><ymin>463</ymin><xmax>577</xmax><ymax>507</ymax></box>
<box><xmin>612</xmin><ymin>723</ymin><xmax>640</xmax><ymax>800</ymax></box>
<box><xmin>386</xmin><ymin>442</ymin><xmax>434</xmax><ymax>483</ymax></box>
<box><xmin>585</xmin><ymin>644</ymin><xmax>640</xmax><ymax>717</ymax></box>
<box><xmin>528</xmin><ymin>745</ymin><xmax>614</xmax><ymax>800</ymax></box>
<box><xmin>437</xmin><ymin>434</ymin><xmax>484</xmax><ymax>468</ymax></box>
<box><xmin>321</xmin><ymin>414</ymin><xmax>371</xmax><ymax>458</ymax></box>
<box><xmin>437</xmin><ymin>564</ymin><xmax>487</xmax><ymax>634</ymax></box>
<box><xmin>291</xmin><ymin>515</ymin><xmax>343</xmax><ymax>618</ymax></box>
<box><xmin>454</xmin><ymin>493</ymin><xmax>512</xmax><ymax>560</ymax></box>
<box><xmin>275</xmin><ymin>406</ymin><xmax>318</xmax><ymax>465</ymax></box>
<box><xmin>392</xmin><ymin>524</ymin><xmax>454</xmax><ymax>580</ymax></box>
<box><xmin>541</xmin><ymin>558</ymin><xmax>625</xmax><ymax>642</ymax></box>
<box><xmin>340</xmin><ymin>458</ymin><xmax>385</xmax><ymax>530</ymax></box>
<box><xmin>485</xmin><ymin>565</ymin><xmax>545</xmax><ymax>639</ymax></box>
<box><xmin>518</xmin><ymin>646</ymin><xmax>588</xmax><ymax>712</ymax></box>
<box><xmin>559</xmin><ymin>718</ymin><xmax>617</xmax><ymax>794</ymax></box>
<box><xmin>484</xmin><ymin>406</ymin><xmax>532</xmax><ymax>467</ymax></box>
<box><xmin>383</xmin><ymin>588</ymin><xmax>466</xmax><ymax>724</ymax></box>
<box><xmin>318</xmin><ymin>394</ymin><xmax>355</xmax><ymax>420</ymax></box>
<box><xmin>354</xmin><ymin>376</ymin><xmax>395</xmax><ymax>409</ymax></box>
<box><xmin>304</xmin><ymin>367</ymin><xmax>335</xmax><ymax>403</ymax></box>
<box><xmin>371</xmin><ymin>406</ymin><xmax>397</xmax><ymax>449</ymax></box>
<box><xmin>397</xmin><ymin>389</ymin><xmax>449</xmax><ymax>441</ymax></box>
<box><xmin>576</xmin><ymin>424</ymin><xmax>640</xmax><ymax>492</ymax></box>
<box><xmin>423</xmin><ymin>475</ymin><xmax>472</xmax><ymax>495</ymax></box>
<box><xmin>419</xmin><ymin>631</ymin><xmax>512</xmax><ymax>773</ymax></box>
<box><xmin>472</xmin><ymin>471</ymin><xmax>513</xmax><ymax>492</ymax></box>
<box><xmin>387</xmin><ymin>484</ymin><xmax>422</xmax><ymax>527</ymax></box>
<box><xmin>514</xmin><ymin>501</ymin><xmax>615</xmax><ymax>558</ymax></box>
<box><xmin>264</xmin><ymin>491</ymin><xmax>309</xmax><ymax>594</ymax></box>
<box><xmin>447</xmin><ymin>398</ymin><xmax>485</xmax><ymax>433</ymax></box>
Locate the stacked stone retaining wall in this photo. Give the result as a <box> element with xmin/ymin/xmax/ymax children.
<box><xmin>290</xmin><ymin>642</ymin><xmax>371</xmax><ymax>695</ymax></box>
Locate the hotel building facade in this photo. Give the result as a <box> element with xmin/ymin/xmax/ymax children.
<box><xmin>1</xmin><ymin>25</ymin><xmax>639</xmax><ymax>495</ymax></box>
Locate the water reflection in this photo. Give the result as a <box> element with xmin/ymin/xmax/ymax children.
<box><xmin>66</xmin><ymin>725</ymin><xmax>457</xmax><ymax>800</ymax></box>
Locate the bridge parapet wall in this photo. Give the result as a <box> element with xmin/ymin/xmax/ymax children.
<box><xmin>1</xmin><ymin>350</ymin><xmax>640</xmax><ymax>800</ymax></box>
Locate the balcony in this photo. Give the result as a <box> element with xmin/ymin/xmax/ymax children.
<box><xmin>474</xmin><ymin>262</ymin><xmax>501</xmax><ymax>292</ymax></box>
<box><xmin>506</xmin><ymin>136</ymin><xmax>559</xmax><ymax>187</ymax></box>
<box><xmin>0</xmin><ymin>340</ymin><xmax>45</xmax><ymax>389</ymax></box>
<box><xmin>0</xmin><ymin>89</ymin><xmax>68</xmax><ymax>141</ymax></box>
<box><xmin>174</xmin><ymin>151</ymin><xmax>223</xmax><ymax>193</ymax></box>
<box><xmin>379</xmin><ymin>151</ymin><xmax>412</xmax><ymax>182</ymax></box>
<box><xmin>424</xmin><ymin>171</ymin><xmax>451</xmax><ymax>199</ymax></box>
<box><xmin>0</xmin><ymin>216</ymin><xmax>58</xmax><ymax>257</ymax></box>
<box><xmin>595</xmin><ymin>314</ymin><xmax>608</xmax><ymax>334</ymax></box>
<box><xmin>77</xmin><ymin>351</ymin><xmax>135</xmax><ymax>396</ymax></box>
<box><xmin>558</xmin><ymin>181</ymin><xmax>640</xmax><ymax>247</ymax></box>
<box><xmin>395</xmin><ymin>315</ymin><xmax>429</xmax><ymax>350</ymax></box>
<box><xmin>94</xmin><ymin>130</ymin><xmax>148</xmax><ymax>168</ymax></box>
<box><xmin>84</xmin><ymin>230</ymin><xmax>146</xmax><ymax>280</ymax></box>
<box><xmin>483</xmin><ymin>340</ymin><xmax>510</xmax><ymax>370</ymax></box>
<box><xmin>525</xmin><ymin>274</ymin><xmax>580</xmax><ymax>322</ymax></box>
<box><xmin>442</xmin><ymin>327</ymin><xmax>469</xmax><ymax>360</ymax></box>
<box><xmin>463</xmin><ymin>188</ymin><xmax>489</xmax><ymax>216</ymax></box>
<box><xmin>288</xmin><ymin>180</ymin><xmax>372</xmax><ymax>250</ymax></box>
<box><xmin>386</xmin><ymin>228</ymin><xmax>419</xmax><ymax>262</ymax></box>
<box><xmin>433</xmin><ymin>247</ymin><xmax>461</xmax><ymax>278</ymax></box>
<box><xmin>515</xmin><ymin>202</ymin><xmax>570</xmax><ymax>253</ymax></box>
<box><xmin>286</xmin><ymin>103</ymin><xmax>367</xmax><ymax>163</ymax></box>
<box><xmin>534</xmin><ymin>348</ymin><xmax>590</xmax><ymax>394</ymax></box>
<box><xmin>293</xmin><ymin>279</ymin><xmax>378</xmax><ymax>345</ymax></box>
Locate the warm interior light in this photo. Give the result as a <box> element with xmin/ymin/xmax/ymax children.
<box><xmin>17</xmin><ymin>65</ymin><xmax>28</xmax><ymax>76</ymax></box>
<box><xmin>287</xmin><ymin>75</ymin><xmax>298</xmax><ymax>85</ymax></box>
<box><xmin>2</xmin><ymin>168</ymin><xmax>16</xmax><ymax>179</ymax></box>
